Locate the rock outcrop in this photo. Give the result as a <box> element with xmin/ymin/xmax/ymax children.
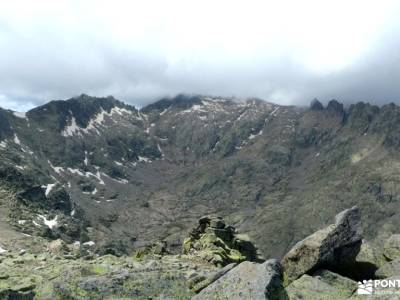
<box><xmin>193</xmin><ymin>259</ymin><xmax>287</xmax><ymax>300</ymax></box>
<box><xmin>182</xmin><ymin>216</ymin><xmax>261</xmax><ymax>266</ymax></box>
<box><xmin>281</xmin><ymin>206</ymin><xmax>362</xmax><ymax>285</ymax></box>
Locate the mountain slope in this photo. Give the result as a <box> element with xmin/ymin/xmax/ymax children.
<box><xmin>1</xmin><ymin>94</ymin><xmax>400</xmax><ymax>258</ymax></box>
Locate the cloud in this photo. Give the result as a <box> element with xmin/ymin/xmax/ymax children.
<box><xmin>0</xmin><ymin>0</ymin><xmax>400</xmax><ymax>111</ymax></box>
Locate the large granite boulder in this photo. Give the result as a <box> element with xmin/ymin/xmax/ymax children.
<box><xmin>183</xmin><ymin>216</ymin><xmax>261</xmax><ymax>266</ymax></box>
<box><xmin>281</xmin><ymin>206</ymin><xmax>362</xmax><ymax>285</ymax></box>
<box><xmin>192</xmin><ymin>259</ymin><xmax>288</xmax><ymax>300</ymax></box>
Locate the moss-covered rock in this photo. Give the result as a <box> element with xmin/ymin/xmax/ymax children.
<box><xmin>182</xmin><ymin>216</ymin><xmax>261</xmax><ymax>266</ymax></box>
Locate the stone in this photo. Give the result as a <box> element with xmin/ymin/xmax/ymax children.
<box><xmin>356</xmin><ymin>240</ymin><xmax>384</xmax><ymax>267</ymax></box>
<box><xmin>153</xmin><ymin>241</ymin><xmax>167</xmax><ymax>255</ymax></box>
<box><xmin>189</xmin><ymin>263</ymin><xmax>237</xmax><ymax>293</ymax></box>
<box><xmin>375</xmin><ymin>258</ymin><xmax>400</xmax><ymax>278</ymax></box>
<box><xmin>286</xmin><ymin>274</ymin><xmax>345</xmax><ymax>300</ymax></box>
<box><xmin>281</xmin><ymin>206</ymin><xmax>362</xmax><ymax>285</ymax></box>
<box><xmin>313</xmin><ymin>269</ymin><xmax>357</xmax><ymax>296</ymax></box>
<box><xmin>47</xmin><ymin>239</ymin><xmax>67</xmax><ymax>255</ymax></box>
<box><xmin>210</xmin><ymin>217</ymin><xmax>225</xmax><ymax>229</ymax></box>
<box><xmin>383</xmin><ymin>234</ymin><xmax>400</xmax><ymax>261</ymax></box>
<box><xmin>193</xmin><ymin>259</ymin><xmax>288</xmax><ymax>300</ymax></box>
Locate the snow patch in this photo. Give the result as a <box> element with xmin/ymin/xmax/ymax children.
<box><xmin>68</xmin><ymin>168</ymin><xmax>105</xmax><ymax>185</ymax></box>
<box><xmin>138</xmin><ymin>156</ymin><xmax>151</xmax><ymax>163</ymax></box>
<box><xmin>48</xmin><ymin>160</ymin><xmax>64</xmax><ymax>174</ymax></box>
<box><xmin>13</xmin><ymin>111</ymin><xmax>27</xmax><ymax>119</ymax></box>
<box><xmin>13</xmin><ymin>134</ymin><xmax>21</xmax><ymax>145</ymax></box>
<box><xmin>160</xmin><ymin>108</ymin><xmax>168</xmax><ymax>116</ymax></box>
<box><xmin>44</xmin><ymin>183</ymin><xmax>57</xmax><ymax>197</ymax></box>
<box><xmin>84</xmin><ymin>151</ymin><xmax>89</xmax><ymax>166</ymax></box>
<box><xmin>0</xmin><ymin>246</ymin><xmax>7</xmax><ymax>254</ymax></box>
<box><xmin>101</xmin><ymin>172</ymin><xmax>128</xmax><ymax>184</ymax></box>
<box><xmin>157</xmin><ymin>144</ymin><xmax>164</xmax><ymax>158</ymax></box>
<box><xmin>179</xmin><ymin>105</ymin><xmax>207</xmax><ymax>114</ymax></box>
<box><xmin>37</xmin><ymin>215</ymin><xmax>58</xmax><ymax>229</ymax></box>
<box><xmin>18</xmin><ymin>220</ymin><xmax>27</xmax><ymax>225</ymax></box>
<box><xmin>83</xmin><ymin>241</ymin><xmax>95</xmax><ymax>247</ymax></box>
<box><xmin>249</xmin><ymin>130</ymin><xmax>263</xmax><ymax>140</ymax></box>
<box><xmin>62</xmin><ymin>116</ymin><xmax>81</xmax><ymax>137</ymax></box>
<box><xmin>0</xmin><ymin>141</ymin><xmax>7</xmax><ymax>148</ymax></box>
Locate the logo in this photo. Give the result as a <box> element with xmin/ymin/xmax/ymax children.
<box><xmin>357</xmin><ymin>280</ymin><xmax>373</xmax><ymax>295</ymax></box>
<box><xmin>357</xmin><ymin>279</ymin><xmax>400</xmax><ymax>296</ymax></box>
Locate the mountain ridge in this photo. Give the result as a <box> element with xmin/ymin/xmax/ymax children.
<box><xmin>1</xmin><ymin>93</ymin><xmax>400</xmax><ymax>260</ymax></box>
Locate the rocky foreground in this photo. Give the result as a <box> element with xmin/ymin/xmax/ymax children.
<box><xmin>1</xmin><ymin>208</ymin><xmax>400</xmax><ymax>299</ymax></box>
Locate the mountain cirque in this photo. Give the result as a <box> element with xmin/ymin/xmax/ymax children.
<box><xmin>1</xmin><ymin>94</ymin><xmax>400</xmax><ymax>261</ymax></box>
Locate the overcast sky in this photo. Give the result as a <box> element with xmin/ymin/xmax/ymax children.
<box><xmin>1</xmin><ymin>0</ymin><xmax>400</xmax><ymax>111</ymax></box>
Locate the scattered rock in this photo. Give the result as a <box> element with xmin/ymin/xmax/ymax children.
<box><xmin>281</xmin><ymin>206</ymin><xmax>362</xmax><ymax>285</ymax></box>
<box><xmin>193</xmin><ymin>259</ymin><xmax>288</xmax><ymax>300</ymax></box>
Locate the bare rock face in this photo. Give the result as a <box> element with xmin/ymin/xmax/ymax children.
<box><xmin>192</xmin><ymin>259</ymin><xmax>288</xmax><ymax>300</ymax></box>
<box><xmin>182</xmin><ymin>216</ymin><xmax>261</xmax><ymax>266</ymax></box>
<box><xmin>281</xmin><ymin>206</ymin><xmax>362</xmax><ymax>285</ymax></box>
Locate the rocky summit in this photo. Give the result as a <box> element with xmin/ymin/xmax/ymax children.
<box><xmin>2</xmin><ymin>94</ymin><xmax>400</xmax><ymax>298</ymax></box>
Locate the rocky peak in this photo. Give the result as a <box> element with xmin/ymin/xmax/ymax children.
<box><xmin>326</xmin><ymin>99</ymin><xmax>344</xmax><ymax>115</ymax></box>
<box><xmin>141</xmin><ymin>94</ymin><xmax>203</xmax><ymax>114</ymax></box>
<box><xmin>310</xmin><ymin>98</ymin><xmax>324</xmax><ymax>111</ymax></box>
<box><xmin>27</xmin><ymin>94</ymin><xmax>136</xmax><ymax>131</ymax></box>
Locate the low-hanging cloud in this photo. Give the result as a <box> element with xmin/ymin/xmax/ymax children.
<box><xmin>1</xmin><ymin>0</ymin><xmax>400</xmax><ymax>111</ymax></box>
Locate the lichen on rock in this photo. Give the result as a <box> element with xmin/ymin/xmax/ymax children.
<box><xmin>182</xmin><ymin>216</ymin><xmax>261</xmax><ymax>266</ymax></box>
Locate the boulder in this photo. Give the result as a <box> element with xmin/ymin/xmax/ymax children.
<box><xmin>193</xmin><ymin>259</ymin><xmax>287</xmax><ymax>300</ymax></box>
<box><xmin>153</xmin><ymin>241</ymin><xmax>168</xmax><ymax>255</ymax></box>
<box><xmin>286</xmin><ymin>274</ymin><xmax>350</xmax><ymax>300</ymax></box>
<box><xmin>383</xmin><ymin>234</ymin><xmax>400</xmax><ymax>261</ymax></box>
<box><xmin>189</xmin><ymin>263</ymin><xmax>237</xmax><ymax>293</ymax></box>
<box><xmin>375</xmin><ymin>258</ymin><xmax>400</xmax><ymax>278</ymax></box>
<box><xmin>281</xmin><ymin>206</ymin><xmax>362</xmax><ymax>285</ymax></box>
<box><xmin>356</xmin><ymin>240</ymin><xmax>384</xmax><ymax>268</ymax></box>
<box><xmin>183</xmin><ymin>216</ymin><xmax>261</xmax><ymax>266</ymax></box>
<box><xmin>313</xmin><ymin>269</ymin><xmax>357</xmax><ymax>296</ymax></box>
<box><xmin>47</xmin><ymin>239</ymin><xmax>67</xmax><ymax>255</ymax></box>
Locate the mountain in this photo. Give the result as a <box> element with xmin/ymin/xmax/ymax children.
<box><xmin>1</xmin><ymin>93</ymin><xmax>400</xmax><ymax>260</ymax></box>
